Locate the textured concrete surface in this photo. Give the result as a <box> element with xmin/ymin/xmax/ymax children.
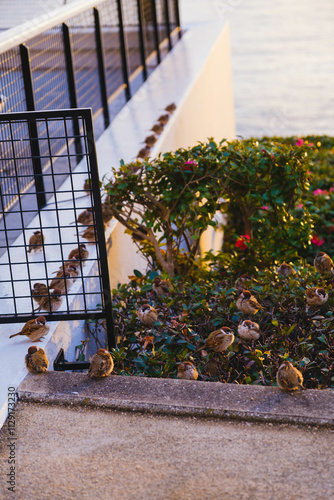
<box><xmin>0</xmin><ymin>402</ymin><xmax>334</xmax><ymax>500</ymax></box>
<box><xmin>18</xmin><ymin>372</ymin><xmax>334</xmax><ymax>427</ymax></box>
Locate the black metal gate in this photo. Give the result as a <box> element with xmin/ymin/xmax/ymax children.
<box><xmin>0</xmin><ymin>108</ymin><xmax>115</xmax><ymax>349</ymax></box>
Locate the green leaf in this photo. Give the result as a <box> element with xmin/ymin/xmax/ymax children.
<box><xmin>133</xmin><ymin>269</ymin><xmax>143</xmax><ymax>278</ymax></box>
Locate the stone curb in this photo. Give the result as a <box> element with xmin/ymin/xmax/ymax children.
<box><xmin>17</xmin><ymin>372</ymin><xmax>334</xmax><ymax>427</ymax></box>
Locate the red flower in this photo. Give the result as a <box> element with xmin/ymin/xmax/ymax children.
<box><xmin>311</xmin><ymin>235</ymin><xmax>325</xmax><ymax>246</ymax></box>
<box><xmin>235</xmin><ymin>235</ymin><xmax>250</xmax><ymax>250</ymax></box>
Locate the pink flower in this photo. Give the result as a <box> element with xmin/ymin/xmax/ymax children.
<box><xmin>295</xmin><ymin>138</ymin><xmax>305</xmax><ymax>146</ymax></box>
<box><xmin>308</xmin><ymin>143</ymin><xmax>314</xmax><ymax>147</ymax></box>
<box><xmin>307</xmin><ymin>171</ymin><xmax>312</xmax><ymax>175</ymax></box>
<box><xmin>330</xmin><ymin>187</ymin><xmax>334</xmax><ymax>193</ymax></box>
<box><xmin>311</xmin><ymin>235</ymin><xmax>325</xmax><ymax>246</ymax></box>
<box><xmin>235</xmin><ymin>235</ymin><xmax>250</xmax><ymax>250</ymax></box>
<box><xmin>261</xmin><ymin>205</ymin><xmax>269</xmax><ymax>210</ymax></box>
<box><xmin>313</xmin><ymin>189</ymin><xmax>328</xmax><ymax>196</ymax></box>
<box><xmin>297</xmin><ymin>203</ymin><xmax>304</xmax><ymax>209</ymax></box>
<box><xmin>184</xmin><ymin>160</ymin><xmax>198</xmax><ymax>167</ymax></box>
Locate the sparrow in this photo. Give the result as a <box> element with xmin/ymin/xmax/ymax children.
<box><xmin>27</xmin><ymin>231</ymin><xmax>44</xmax><ymax>253</ymax></box>
<box><xmin>101</xmin><ymin>199</ymin><xmax>113</xmax><ymax>225</ymax></box>
<box><xmin>277</xmin><ymin>263</ymin><xmax>295</xmax><ymax>276</ymax></box>
<box><xmin>88</xmin><ymin>349</ymin><xmax>114</xmax><ymax>378</ymax></box>
<box><xmin>177</xmin><ymin>361</ymin><xmax>198</xmax><ymax>380</ymax></box>
<box><xmin>137</xmin><ymin>145</ymin><xmax>151</xmax><ymax>160</ymax></box>
<box><xmin>305</xmin><ymin>287</ymin><xmax>328</xmax><ymax>307</ymax></box>
<box><xmin>152</xmin><ymin>276</ymin><xmax>172</xmax><ymax>296</ymax></box>
<box><xmin>136</xmin><ymin>304</ymin><xmax>158</xmax><ymax>327</ymax></box>
<box><xmin>25</xmin><ymin>346</ymin><xmax>48</xmax><ymax>373</ymax></box>
<box><xmin>204</xmin><ymin>327</ymin><xmax>235</xmax><ymax>352</ymax></box>
<box><xmin>157</xmin><ymin>113</ymin><xmax>169</xmax><ymax>125</ymax></box>
<box><xmin>237</xmin><ymin>320</ymin><xmax>260</xmax><ymax>341</ymax></box>
<box><xmin>80</xmin><ymin>226</ymin><xmax>99</xmax><ymax>241</ymax></box>
<box><xmin>31</xmin><ymin>283</ymin><xmax>49</xmax><ymax>306</ymax></box>
<box><xmin>234</xmin><ymin>274</ymin><xmax>252</xmax><ymax>291</ymax></box>
<box><xmin>151</xmin><ymin>123</ymin><xmax>164</xmax><ymax>135</ymax></box>
<box><xmin>68</xmin><ymin>244</ymin><xmax>89</xmax><ymax>261</ymax></box>
<box><xmin>83</xmin><ymin>178</ymin><xmax>91</xmax><ymax>194</ymax></box>
<box><xmin>165</xmin><ymin>102</ymin><xmax>177</xmax><ymax>113</ymax></box>
<box><xmin>9</xmin><ymin>316</ymin><xmax>50</xmax><ymax>342</ymax></box>
<box><xmin>143</xmin><ymin>134</ymin><xmax>157</xmax><ymax>147</ymax></box>
<box><xmin>76</xmin><ymin>208</ymin><xmax>94</xmax><ymax>225</ymax></box>
<box><xmin>34</xmin><ymin>288</ymin><xmax>63</xmax><ymax>312</ymax></box>
<box><xmin>236</xmin><ymin>290</ymin><xmax>263</xmax><ymax>315</ymax></box>
<box><xmin>276</xmin><ymin>360</ymin><xmax>305</xmax><ymax>391</ymax></box>
<box><xmin>314</xmin><ymin>252</ymin><xmax>334</xmax><ymax>275</ymax></box>
<box><xmin>49</xmin><ymin>271</ymin><xmax>73</xmax><ymax>293</ymax></box>
<box><xmin>65</xmin><ymin>263</ymin><xmax>80</xmax><ymax>279</ymax></box>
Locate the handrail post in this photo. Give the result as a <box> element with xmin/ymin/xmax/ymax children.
<box><xmin>151</xmin><ymin>0</ymin><xmax>161</xmax><ymax>64</ymax></box>
<box><xmin>94</xmin><ymin>7</ymin><xmax>110</xmax><ymax>129</ymax></box>
<box><xmin>116</xmin><ymin>0</ymin><xmax>131</xmax><ymax>101</ymax></box>
<box><xmin>62</xmin><ymin>22</ymin><xmax>83</xmax><ymax>159</ymax></box>
<box><xmin>164</xmin><ymin>0</ymin><xmax>172</xmax><ymax>51</ymax></box>
<box><xmin>174</xmin><ymin>0</ymin><xmax>182</xmax><ymax>39</ymax></box>
<box><xmin>137</xmin><ymin>0</ymin><xmax>148</xmax><ymax>81</ymax></box>
<box><xmin>19</xmin><ymin>43</ymin><xmax>46</xmax><ymax>210</ymax></box>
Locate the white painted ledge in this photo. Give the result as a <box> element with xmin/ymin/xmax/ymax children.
<box><xmin>0</xmin><ymin>20</ymin><xmax>235</xmax><ymax>428</ymax></box>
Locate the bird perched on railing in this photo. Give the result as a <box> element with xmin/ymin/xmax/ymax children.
<box><xmin>27</xmin><ymin>230</ymin><xmax>44</xmax><ymax>253</ymax></box>
<box><xmin>143</xmin><ymin>134</ymin><xmax>157</xmax><ymax>147</ymax></box>
<box><xmin>314</xmin><ymin>252</ymin><xmax>334</xmax><ymax>275</ymax></box>
<box><xmin>137</xmin><ymin>145</ymin><xmax>151</xmax><ymax>160</ymax></box>
<box><xmin>34</xmin><ymin>288</ymin><xmax>63</xmax><ymax>313</ymax></box>
<box><xmin>31</xmin><ymin>283</ymin><xmax>49</xmax><ymax>307</ymax></box>
<box><xmin>305</xmin><ymin>287</ymin><xmax>328</xmax><ymax>307</ymax></box>
<box><xmin>49</xmin><ymin>271</ymin><xmax>73</xmax><ymax>293</ymax></box>
<box><xmin>276</xmin><ymin>360</ymin><xmax>305</xmax><ymax>391</ymax></box>
<box><xmin>79</xmin><ymin>225</ymin><xmax>101</xmax><ymax>241</ymax></box>
<box><xmin>236</xmin><ymin>290</ymin><xmax>263</xmax><ymax>315</ymax></box>
<box><xmin>9</xmin><ymin>316</ymin><xmax>49</xmax><ymax>342</ymax></box>
<box><xmin>151</xmin><ymin>123</ymin><xmax>164</xmax><ymax>135</ymax></box>
<box><xmin>76</xmin><ymin>208</ymin><xmax>94</xmax><ymax>226</ymax></box>
<box><xmin>157</xmin><ymin>113</ymin><xmax>169</xmax><ymax>126</ymax></box>
<box><xmin>204</xmin><ymin>326</ymin><xmax>234</xmax><ymax>353</ymax></box>
<box><xmin>177</xmin><ymin>361</ymin><xmax>198</xmax><ymax>380</ymax></box>
<box><xmin>83</xmin><ymin>178</ymin><xmax>91</xmax><ymax>194</ymax></box>
<box><xmin>237</xmin><ymin>320</ymin><xmax>260</xmax><ymax>341</ymax></box>
<box><xmin>88</xmin><ymin>349</ymin><xmax>114</xmax><ymax>378</ymax></box>
<box><xmin>25</xmin><ymin>346</ymin><xmax>48</xmax><ymax>373</ymax></box>
<box><xmin>152</xmin><ymin>276</ymin><xmax>173</xmax><ymax>296</ymax></box>
<box><xmin>277</xmin><ymin>263</ymin><xmax>296</xmax><ymax>276</ymax></box>
<box><xmin>136</xmin><ymin>304</ymin><xmax>158</xmax><ymax>327</ymax></box>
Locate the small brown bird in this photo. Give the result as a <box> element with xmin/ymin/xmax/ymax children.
<box><xmin>157</xmin><ymin>113</ymin><xmax>169</xmax><ymax>125</ymax></box>
<box><xmin>83</xmin><ymin>178</ymin><xmax>91</xmax><ymax>194</ymax></box>
<box><xmin>137</xmin><ymin>145</ymin><xmax>151</xmax><ymax>160</ymax></box>
<box><xmin>101</xmin><ymin>199</ymin><xmax>113</xmax><ymax>225</ymax></box>
<box><xmin>305</xmin><ymin>287</ymin><xmax>328</xmax><ymax>307</ymax></box>
<box><xmin>277</xmin><ymin>263</ymin><xmax>296</xmax><ymax>276</ymax></box>
<box><xmin>314</xmin><ymin>252</ymin><xmax>334</xmax><ymax>275</ymax></box>
<box><xmin>31</xmin><ymin>283</ymin><xmax>49</xmax><ymax>306</ymax></box>
<box><xmin>79</xmin><ymin>226</ymin><xmax>99</xmax><ymax>241</ymax></box>
<box><xmin>49</xmin><ymin>271</ymin><xmax>73</xmax><ymax>293</ymax></box>
<box><xmin>88</xmin><ymin>349</ymin><xmax>114</xmax><ymax>378</ymax></box>
<box><xmin>236</xmin><ymin>290</ymin><xmax>263</xmax><ymax>315</ymax></box>
<box><xmin>276</xmin><ymin>360</ymin><xmax>305</xmax><ymax>391</ymax></box>
<box><xmin>152</xmin><ymin>276</ymin><xmax>172</xmax><ymax>296</ymax></box>
<box><xmin>65</xmin><ymin>263</ymin><xmax>81</xmax><ymax>279</ymax></box>
<box><xmin>205</xmin><ymin>327</ymin><xmax>235</xmax><ymax>352</ymax></box>
<box><xmin>9</xmin><ymin>316</ymin><xmax>50</xmax><ymax>342</ymax></box>
<box><xmin>177</xmin><ymin>361</ymin><xmax>198</xmax><ymax>380</ymax></box>
<box><xmin>234</xmin><ymin>274</ymin><xmax>252</xmax><ymax>291</ymax></box>
<box><xmin>136</xmin><ymin>304</ymin><xmax>158</xmax><ymax>327</ymax></box>
<box><xmin>237</xmin><ymin>320</ymin><xmax>260</xmax><ymax>341</ymax></box>
<box><xmin>68</xmin><ymin>244</ymin><xmax>89</xmax><ymax>261</ymax></box>
<box><xmin>25</xmin><ymin>346</ymin><xmax>48</xmax><ymax>373</ymax></box>
<box><xmin>27</xmin><ymin>231</ymin><xmax>44</xmax><ymax>253</ymax></box>
<box><xmin>34</xmin><ymin>288</ymin><xmax>63</xmax><ymax>313</ymax></box>
<box><xmin>151</xmin><ymin>123</ymin><xmax>164</xmax><ymax>135</ymax></box>
<box><xmin>165</xmin><ymin>102</ymin><xmax>177</xmax><ymax>114</ymax></box>
<box><xmin>76</xmin><ymin>208</ymin><xmax>94</xmax><ymax>225</ymax></box>
<box><xmin>143</xmin><ymin>134</ymin><xmax>157</xmax><ymax>147</ymax></box>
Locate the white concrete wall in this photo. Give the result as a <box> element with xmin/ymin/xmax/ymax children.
<box><xmin>0</xmin><ymin>20</ymin><xmax>235</xmax><ymax>429</ymax></box>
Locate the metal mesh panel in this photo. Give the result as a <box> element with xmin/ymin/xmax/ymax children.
<box><xmin>0</xmin><ymin>109</ymin><xmax>114</xmax><ymax>348</ymax></box>
<box><xmin>122</xmin><ymin>0</ymin><xmax>142</xmax><ymax>81</ymax></box>
<box><xmin>155</xmin><ymin>0</ymin><xmax>168</xmax><ymax>58</ymax></box>
<box><xmin>141</xmin><ymin>0</ymin><xmax>159</xmax><ymax>71</ymax></box>
<box><xmin>68</xmin><ymin>11</ymin><xmax>102</xmax><ymax>117</ymax></box>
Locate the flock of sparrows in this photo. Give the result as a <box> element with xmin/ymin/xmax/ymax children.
<box><xmin>136</xmin><ymin>103</ymin><xmax>176</xmax><ymax>160</ymax></box>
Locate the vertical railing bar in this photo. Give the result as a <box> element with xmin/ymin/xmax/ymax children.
<box><xmin>151</xmin><ymin>0</ymin><xmax>161</xmax><ymax>64</ymax></box>
<box><xmin>116</xmin><ymin>0</ymin><xmax>131</xmax><ymax>101</ymax></box>
<box><xmin>62</xmin><ymin>23</ymin><xmax>83</xmax><ymax>161</ymax></box>
<box><xmin>136</xmin><ymin>0</ymin><xmax>148</xmax><ymax>81</ymax></box>
<box><xmin>174</xmin><ymin>0</ymin><xmax>182</xmax><ymax>39</ymax></box>
<box><xmin>93</xmin><ymin>7</ymin><xmax>110</xmax><ymax>129</ymax></box>
<box><xmin>164</xmin><ymin>0</ymin><xmax>172</xmax><ymax>51</ymax></box>
<box><xmin>83</xmin><ymin>109</ymin><xmax>116</xmax><ymax>349</ymax></box>
<box><xmin>19</xmin><ymin>43</ymin><xmax>46</xmax><ymax>210</ymax></box>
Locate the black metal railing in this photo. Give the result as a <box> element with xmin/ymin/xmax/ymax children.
<box><xmin>0</xmin><ymin>108</ymin><xmax>115</xmax><ymax>349</ymax></box>
<box><xmin>0</xmin><ymin>0</ymin><xmax>181</xmax><ymax>213</ymax></box>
